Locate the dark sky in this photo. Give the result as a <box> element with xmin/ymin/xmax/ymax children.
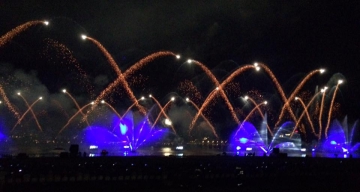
<box><xmin>0</xmin><ymin>0</ymin><xmax>359</xmax><ymax>138</ymax></box>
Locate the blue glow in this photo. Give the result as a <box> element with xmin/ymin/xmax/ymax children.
<box><xmin>269</xmin><ymin>121</ymin><xmax>301</xmax><ymax>151</ymax></box>
<box><xmin>77</xmin><ymin>110</ymin><xmax>170</xmax><ymax>153</ymax></box>
<box><xmin>239</xmin><ymin>137</ymin><xmax>248</xmax><ymax>144</ymax></box>
<box><xmin>120</xmin><ymin>123</ymin><xmax>128</xmax><ymax>135</ymax></box>
<box><xmin>319</xmin><ymin>120</ymin><xmax>347</xmax><ymax>154</ymax></box>
<box><xmin>229</xmin><ymin>121</ymin><xmax>266</xmax><ymax>153</ymax></box>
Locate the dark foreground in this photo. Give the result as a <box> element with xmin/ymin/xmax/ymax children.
<box><xmin>1</xmin><ymin>155</ymin><xmax>359</xmax><ymax>192</ymax></box>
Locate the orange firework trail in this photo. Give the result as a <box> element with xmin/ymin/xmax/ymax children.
<box><xmin>256</xmin><ymin>63</ymin><xmax>298</xmax><ymax>127</ymax></box>
<box><xmin>51</xmin><ymin>100</ymin><xmax>69</xmax><ymax>119</ymax></box>
<box><xmin>58</xmin><ymin>102</ymin><xmax>94</xmax><ymax>134</ymax></box>
<box><xmin>190</xmin><ymin>60</ymin><xmax>239</xmax><ymax>124</ymax></box>
<box><xmin>325</xmin><ymin>81</ymin><xmax>343</xmax><ymax>138</ymax></box>
<box><xmin>121</xmin><ymin>98</ymin><xmax>145</xmax><ymax>120</ymax></box>
<box><xmin>84</xmin><ymin>36</ymin><xmax>146</xmax><ymax>115</ymax></box>
<box><xmin>123</xmin><ymin>51</ymin><xmax>177</xmax><ymax>77</ymax></box>
<box><xmin>244</xmin><ymin>96</ymin><xmax>273</xmax><ymax>136</ymax></box>
<box><xmin>0</xmin><ymin>20</ymin><xmax>48</xmax><ymax>47</ymax></box>
<box><xmin>12</xmin><ymin>96</ymin><xmax>43</xmax><ymax>132</ymax></box>
<box><xmin>95</xmin><ymin>51</ymin><xmax>176</xmax><ymax>112</ymax></box>
<box><xmin>291</xmin><ymin>90</ymin><xmax>323</xmax><ymax>138</ymax></box>
<box><xmin>190</xmin><ymin>65</ymin><xmax>255</xmax><ymax>131</ymax></box>
<box><xmin>236</xmin><ymin>101</ymin><xmax>267</xmax><ymax>136</ymax></box>
<box><xmin>149</xmin><ymin>96</ymin><xmax>176</xmax><ymax>134</ymax></box>
<box><xmin>100</xmin><ymin>100</ymin><xmax>122</xmax><ymax>119</ymax></box>
<box><xmin>42</xmin><ymin>39</ymin><xmax>95</xmax><ymax>98</ymax></box>
<box><xmin>295</xmin><ymin>97</ymin><xmax>315</xmax><ymax>134</ymax></box>
<box><xmin>0</xmin><ymin>85</ymin><xmax>20</xmax><ymax>119</ymax></box>
<box><xmin>186</xmin><ymin>98</ymin><xmax>218</xmax><ymax>138</ymax></box>
<box><xmin>318</xmin><ymin>88</ymin><xmax>328</xmax><ymax>140</ymax></box>
<box><xmin>63</xmin><ymin>89</ymin><xmax>90</xmax><ymax>127</ymax></box>
<box><xmin>274</xmin><ymin>69</ymin><xmax>323</xmax><ymax>127</ymax></box>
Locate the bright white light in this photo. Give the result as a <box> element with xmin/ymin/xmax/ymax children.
<box><xmin>187</xmin><ymin>59</ymin><xmax>192</xmax><ymax>64</ymax></box>
<box><xmin>246</xmin><ymin>147</ymin><xmax>252</xmax><ymax>151</ymax></box>
<box><xmin>123</xmin><ymin>146</ymin><xmax>130</xmax><ymax>149</ymax></box>
<box><xmin>162</xmin><ymin>147</ymin><xmax>171</xmax><ymax>152</ymax></box>
<box><xmin>171</xmin><ymin>97</ymin><xmax>175</xmax><ymax>101</ymax></box>
<box><xmin>300</xmin><ymin>148</ymin><xmax>306</xmax><ymax>152</ymax></box>
<box><xmin>185</xmin><ymin>98</ymin><xmax>189</xmax><ymax>102</ymax></box>
<box><xmin>39</xmin><ymin>97</ymin><xmax>43</xmax><ymax>100</ymax></box>
<box><xmin>215</xmin><ymin>87</ymin><xmax>219</xmax><ymax>91</ymax></box>
<box><xmin>254</xmin><ymin>62</ymin><xmax>258</xmax><ymax>67</ymax></box>
<box><xmin>175</xmin><ymin>146</ymin><xmax>184</xmax><ymax>150</ymax></box>
<box><xmin>176</xmin><ymin>55</ymin><xmax>181</xmax><ymax>59</ymax></box>
<box><xmin>89</xmin><ymin>145</ymin><xmax>98</xmax><ymax>149</ymax></box>
<box><xmin>320</xmin><ymin>68</ymin><xmax>325</xmax><ymax>74</ymax></box>
<box><xmin>149</xmin><ymin>94</ymin><xmax>152</xmax><ymax>98</ymax></box>
<box><xmin>43</xmin><ymin>21</ymin><xmax>49</xmax><ymax>26</ymax></box>
<box><xmin>324</xmin><ymin>86</ymin><xmax>328</xmax><ymax>90</ymax></box>
<box><xmin>338</xmin><ymin>79</ymin><xmax>344</xmax><ymax>84</ymax></box>
<box><xmin>62</xmin><ymin>89</ymin><xmax>66</xmax><ymax>93</ymax></box>
<box><xmin>101</xmin><ymin>100</ymin><xmax>105</xmax><ymax>104</ymax></box>
<box><xmin>255</xmin><ymin>66</ymin><xmax>261</xmax><ymax>71</ymax></box>
<box><xmin>236</xmin><ymin>146</ymin><xmax>241</xmax><ymax>150</ymax></box>
<box><xmin>0</xmin><ymin>101</ymin><xmax>2</xmax><ymax>104</ymax></box>
<box><xmin>295</xmin><ymin>97</ymin><xmax>299</xmax><ymax>100</ymax></box>
<box><xmin>244</xmin><ymin>96</ymin><xmax>248</xmax><ymax>100</ymax></box>
<box><xmin>140</xmin><ymin>96</ymin><xmax>145</xmax><ymax>100</ymax></box>
<box><xmin>17</xmin><ymin>92</ymin><xmax>21</xmax><ymax>95</ymax></box>
<box><xmin>91</xmin><ymin>101</ymin><xmax>95</xmax><ymax>105</ymax></box>
<box><xmin>264</xmin><ymin>101</ymin><xmax>268</xmax><ymax>105</ymax></box>
<box><xmin>164</xmin><ymin>118</ymin><xmax>172</xmax><ymax>126</ymax></box>
<box><xmin>81</xmin><ymin>34</ymin><xmax>87</xmax><ymax>40</ymax></box>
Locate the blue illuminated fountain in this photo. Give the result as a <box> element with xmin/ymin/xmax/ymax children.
<box><xmin>80</xmin><ymin>111</ymin><xmax>171</xmax><ymax>154</ymax></box>
<box><xmin>230</xmin><ymin>114</ymin><xmax>303</xmax><ymax>156</ymax></box>
<box><xmin>230</xmin><ymin>119</ymin><xmax>268</xmax><ymax>155</ymax></box>
<box><xmin>316</xmin><ymin>116</ymin><xmax>360</xmax><ymax>157</ymax></box>
<box><xmin>268</xmin><ymin>121</ymin><xmax>302</xmax><ymax>154</ymax></box>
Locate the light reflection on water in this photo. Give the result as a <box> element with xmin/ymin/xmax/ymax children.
<box><xmin>1</xmin><ymin>145</ymin><xmax>360</xmax><ymax>158</ymax></box>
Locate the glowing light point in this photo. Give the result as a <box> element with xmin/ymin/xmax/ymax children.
<box><xmin>215</xmin><ymin>87</ymin><xmax>219</xmax><ymax>91</ymax></box>
<box><xmin>39</xmin><ymin>97</ymin><xmax>43</xmax><ymax>100</ymax></box>
<box><xmin>338</xmin><ymin>79</ymin><xmax>344</xmax><ymax>84</ymax></box>
<box><xmin>62</xmin><ymin>89</ymin><xmax>67</xmax><ymax>93</ymax></box>
<box><xmin>295</xmin><ymin>97</ymin><xmax>299</xmax><ymax>100</ymax></box>
<box><xmin>91</xmin><ymin>102</ymin><xmax>95</xmax><ymax>105</ymax></box>
<box><xmin>244</xmin><ymin>96</ymin><xmax>248</xmax><ymax>100</ymax></box>
<box><xmin>320</xmin><ymin>68</ymin><xmax>325</xmax><ymax>74</ymax></box>
<box><xmin>185</xmin><ymin>97</ymin><xmax>189</xmax><ymax>102</ymax></box>
<box><xmin>140</xmin><ymin>96</ymin><xmax>145</xmax><ymax>100</ymax></box>
<box><xmin>254</xmin><ymin>62</ymin><xmax>258</xmax><ymax>67</ymax></box>
<box><xmin>17</xmin><ymin>92</ymin><xmax>21</xmax><ymax>96</ymax></box>
<box><xmin>0</xmin><ymin>101</ymin><xmax>2</xmax><ymax>104</ymax></box>
<box><xmin>239</xmin><ymin>137</ymin><xmax>248</xmax><ymax>144</ymax></box>
<box><xmin>171</xmin><ymin>97</ymin><xmax>175</xmax><ymax>101</ymax></box>
<box><xmin>187</xmin><ymin>59</ymin><xmax>192</xmax><ymax>64</ymax></box>
<box><xmin>255</xmin><ymin>66</ymin><xmax>261</xmax><ymax>71</ymax></box>
<box><xmin>43</xmin><ymin>21</ymin><xmax>49</xmax><ymax>26</ymax></box>
<box><xmin>81</xmin><ymin>35</ymin><xmax>87</xmax><ymax>40</ymax></box>
<box><xmin>101</xmin><ymin>100</ymin><xmax>105</xmax><ymax>104</ymax></box>
<box><xmin>176</xmin><ymin>55</ymin><xmax>181</xmax><ymax>59</ymax></box>
<box><xmin>164</xmin><ymin>118</ymin><xmax>172</xmax><ymax>126</ymax></box>
<box><xmin>264</xmin><ymin>101</ymin><xmax>268</xmax><ymax>105</ymax></box>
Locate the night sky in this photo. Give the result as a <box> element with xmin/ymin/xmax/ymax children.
<box><xmin>0</xmin><ymin>1</ymin><xmax>359</xmax><ymax>140</ymax></box>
